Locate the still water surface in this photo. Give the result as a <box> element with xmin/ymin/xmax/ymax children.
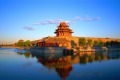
<box><xmin>0</xmin><ymin>48</ymin><xmax>120</xmax><ymax>80</ymax></box>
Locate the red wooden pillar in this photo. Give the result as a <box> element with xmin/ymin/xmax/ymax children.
<box><xmin>41</xmin><ymin>43</ymin><xmax>43</xmax><ymax>47</ymax></box>
<box><xmin>42</xmin><ymin>42</ymin><xmax>45</xmax><ymax>47</ymax></box>
<box><xmin>39</xmin><ymin>43</ymin><xmax>40</xmax><ymax>47</ymax></box>
<box><xmin>48</xmin><ymin>43</ymin><xmax>50</xmax><ymax>46</ymax></box>
<box><xmin>45</xmin><ymin>43</ymin><xmax>47</xmax><ymax>47</ymax></box>
<box><xmin>40</xmin><ymin>42</ymin><xmax>42</xmax><ymax>47</ymax></box>
<box><xmin>38</xmin><ymin>43</ymin><xmax>39</xmax><ymax>47</ymax></box>
<box><xmin>36</xmin><ymin>43</ymin><xmax>38</xmax><ymax>47</ymax></box>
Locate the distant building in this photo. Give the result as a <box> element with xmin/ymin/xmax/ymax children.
<box><xmin>36</xmin><ymin>22</ymin><xmax>74</xmax><ymax>48</ymax></box>
<box><xmin>54</xmin><ymin>22</ymin><xmax>73</xmax><ymax>37</ymax></box>
<box><xmin>18</xmin><ymin>39</ymin><xmax>24</xmax><ymax>42</ymax></box>
<box><xmin>36</xmin><ymin>37</ymin><xmax>70</xmax><ymax>48</ymax></box>
<box><xmin>35</xmin><ymin>22</ymin><xmax>120</xmax><ymax>48</ymax></box>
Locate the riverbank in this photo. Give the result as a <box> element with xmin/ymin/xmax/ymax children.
<box><xmin>72</xmin><ymin>47</ymin><xmax>120</xmax><ymax>53</ymax></box>
<box><xmin>1</xmin><ymin>46</ymin><xmax>120</xmax><ymax>53</ymax></box>
<box><xmin>0</xmin><ymin>46</ymin><xmax>30</xmax><ymax>50</ymax></box>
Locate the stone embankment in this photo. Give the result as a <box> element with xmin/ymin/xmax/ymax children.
<box><xmin>30</xmin><ymin>47</ymin><xmax>66</xmax><ymax>53</ymax></box>
<box><xmin>72</xmin><ymin>47</ymin><xmax>120</xmax><ymax>52</ymax></box>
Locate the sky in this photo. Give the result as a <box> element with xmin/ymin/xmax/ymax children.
<box><xmin>0</xmin><ymin>0</ymin><xmax>120</xmax><ymax>44</ymax></box>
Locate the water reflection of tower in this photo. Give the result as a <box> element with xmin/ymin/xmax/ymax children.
<box><xmin>55</xmin><ymin>64</ymin><xmax>72</xmax><ymax>80</ymax></box>
<box><xmin>37</xmin><ymin>55</ymin><xmax>73</xmax><ymax>80</ymax></box>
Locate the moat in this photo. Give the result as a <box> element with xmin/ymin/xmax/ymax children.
<box><xmin>0</xmin><ymin>48</ymin><xmax>120</xmax><ymax>80</ymax></box>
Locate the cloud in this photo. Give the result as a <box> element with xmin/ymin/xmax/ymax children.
<box><xmin>55</xmin><ymin>19</ymin><xmax>63</xmax><ymax>24</ymax></box>
<box><xmin>47</xmin><ymin>19</ymin><xmax>56</xmax><ymax>24</ymax></box>
<box><xmin>32</xmin><ymin>16</ymin><xmax>100</xmax><ymax>26</ymax></box>
<box><xmin>47</xmin><ymin>19</ymin><xmax>74</xmax><ymax>25</ymax></box>
<box><xmin>85</xmin><ymin>17</ymin><xmax>93</xmax><ymax>21</ymax></box>
<box><xmin>93</xmin><ymin>17</ymin><xmax>100</xmax><ymax>20</ymax></box>
<box><xmin>65</xmin><ymin>20</ymin><xmax>73</xmax><ymax>25</ymax></box>
<box><xmin>75</xmin><ymin>15</ymin><xmax>101</xmax><ymax>21</ymax></box>
<box><xmin>33</xmin><ymin>21</ymin><xmax>48</xmax><ymax>25</ymax></box>
<box><xmin>40</xmin><ymin>22</ymin><xmax>48</xmax><ymax>25</ymax></box>
<box><xmin>23</xmin><ymin>26</ymin><xmax>34</xmax><ymax>30</ymax></box>
<box><xmin>85</xmin><ymin>17</ymin><xmax>101</xmax><ymax>21</ymax></box>
<box><xmin>33</xmin><ymin>23</ymin><xmax>41</xmax><ymax>25</ymax></box>
<box><xmin>75</xmin><ymin>16</ymin><xmax>83</xmax><ymax>21</ymax></box>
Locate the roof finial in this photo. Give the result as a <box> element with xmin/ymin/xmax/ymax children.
<box><xmin>60</xmin><ymin>22</ymin><xmax>67</xmax><ymax>27</ymax></box>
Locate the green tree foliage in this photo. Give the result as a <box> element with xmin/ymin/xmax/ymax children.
<box><xmin>105</xmin><ymin>41</ymin><xmax>110</xmax><ymax>47</ymax></box>
<box><xmin>31</xmin><ymin>42</ymin><xmax>35</xmax><ymax>46</ymax></box>
<box><xmin>99</xmin><ymin>41</ymin><xmax>104</xmax><ymax>47</ymax></box>
<box><xmin>93</xmin><ymin>40</ymin><xmax>99</xmax><ymax>46</ymax></box>
<box><xmin>16</xmin><ymin>42</ymin><xmax>25</xmax><ymax>47</ymax></box>
<box><xmin>24</xmin><ymin>40</ymin><xmax>31</xmax><ymax>47</ymax></box>
<box><xmin>87</xmin><ymin>39</ymin><xmax>92</xmax><ymax>46</ymax></box>
<box><xmin>15</xmin><ymin>40</ymin><xmax>32</xmax><ymax>47</ymax></box>
<box><xmin>105</xmin><ymin>41</ymin><xmax>120</xmax><ymax>47</ymax></box>
<box><xmin>79</xmin><ymin>38</ymin><xmax>86</xmax><ymax>47</ymax></box>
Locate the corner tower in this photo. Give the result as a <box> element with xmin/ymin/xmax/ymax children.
<box><xmin>54</xmin><ymin>22</ymin><xmax>74</xmax><ymax>37</ymax></box>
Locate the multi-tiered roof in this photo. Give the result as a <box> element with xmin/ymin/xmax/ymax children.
<box><xmin>54</xmin><ymin>22</ymin><xmax>74</xmax><ymax>37</ymax></box>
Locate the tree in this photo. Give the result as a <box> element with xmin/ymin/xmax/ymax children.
<box><xmin>24</xmin><ymin>40</ymin><xmax>31</xmax><ymax>47</ymax></box>
<box><xmin>105</xmin><ymin>41</ymin><xmax>110</xmax><ymax>47</ymax></box>
<box><xmin>31</xmin><ymin>41</ymin><xmax>35</xmax><ymax>46</ymax></box>
<box><xmin>16</xmin><ymin>42</ymin><xmax>25</xmax><ymax>47</ymax></box>
<box><xmin>93</xmin><ymin>40</ymin><xmax>99</xmax><ymax>46</ymax></box>
<box><xmin>87</xmin><ymin>39</ymin><xmax>92</xmax><ymax>47</ymax></box>
<box><xmin>99</xmin><ymin>41</ymin><xmax>104</xmax><ymax>47</ymax></box>
<box><xmin>15</xmin><ymin>40</ymin><xmax>32</xmax><ymax>48</ymax></box>
<box><xmin>79</xmin><ymin>38</ymin><xmax>86</xmax><ymax>47</ymax></box>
